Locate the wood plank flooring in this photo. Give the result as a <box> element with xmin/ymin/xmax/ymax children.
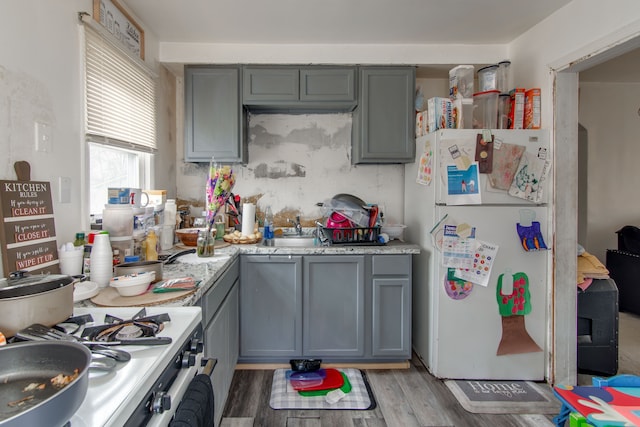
<box><xmin>222</xmin><ymin>312</ymin><xmax>640</xmax><ymax>427</ymax></box>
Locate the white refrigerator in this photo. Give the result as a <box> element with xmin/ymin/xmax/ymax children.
<box><xmin>405</xmin><ymin>129</ymin><xmax>552</xmax><ymax>380</ymax></box>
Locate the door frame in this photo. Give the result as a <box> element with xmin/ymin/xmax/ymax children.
<box><xmin>551</xmin><ymin>29</ymin><xmax>640</xmax><ymax>385</ymax></box>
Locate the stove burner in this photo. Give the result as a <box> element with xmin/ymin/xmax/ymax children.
<box><xmin>116</xmin><ymin>324</ymin><xmax>144</xmax><ymax>340</ymax></box>
<box><xmin>81</xmin><ymin>308</ymin><xmax>172</xmax><ymax>343</ymax></box>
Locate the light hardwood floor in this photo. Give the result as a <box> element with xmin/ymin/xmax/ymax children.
<box><xmin>221</xmin><ymin>312</ymin><xmax>640</xmax><ymax>427</ymax></box>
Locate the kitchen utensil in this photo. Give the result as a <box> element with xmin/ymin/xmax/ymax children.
<box><xmin>114</xmin><ymin>248</ymin><xmax>195</xmax><ymax>281</ymax></box>
<box><xmin>381</xmin><ymin>224</ymin><xmax>407</xmax><ymax>240</ymax></box>
<box><xmin>0</xmin><ymin>341</ymin><xmax>91</xmax><ymax>427</ymax></box>
<box><xmin>0</xmin><ymin>272</ymin><xmax>74</xmax><ymax>338</ymax></box>
<box><xmin>15</xmin><ymin>324</ymin><xmax>132</xmax><ymax>362</ymax></box>
<box><xmin>17</xmin><ymin>323</ymin><xmax>171</xmax><ymax>346</ymax></box>
<box><xmin>291</xmin><ymin>368</ymin><xmax>344</xmax><ymax>391</ymax></box>
<box><xmin>109</xmin><ymin>271</ymin><xmax>156</xmax><ymax>296</ymax></box>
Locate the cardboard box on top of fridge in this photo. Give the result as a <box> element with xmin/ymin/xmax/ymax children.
<box><xmin>509</xmin><ymin>88</ymin><xmax>525</xmax><ymax>129</ymax></box>
<box><xmin>524</xmin><ymin>88</ymin><xmax>541</xmax><ymax>129</ymax></box>
<box><xmin>427</xmin><ymin>97</ymin><xmax>454</xmax><ymax>132</ymax></box>
<box><xmin>449</xmin><ymin>65</ymin><xmax>474</xmax><ymax>100</ymax></box>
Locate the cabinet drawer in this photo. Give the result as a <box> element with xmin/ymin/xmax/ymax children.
<box><xmin>201</xmin><ymin>257</ymin><xmax>239</xmax><ymax>327</ymax></box>
<box><xmin>300</xmin><ymin>68</ymin><xmax>356</xmax><ymax>102</ymax></box>
<box><xmin>371</xmin><ymin>254</ymin><xmax>411</xmax><ymax>276</ymax></box>
<box><xmin>243</xmin><ymin>67</ymin><xmax>299</xmax><ymax>102</ymax></box>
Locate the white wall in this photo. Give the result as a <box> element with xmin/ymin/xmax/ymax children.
<box><xmin>0</xmin><ymin>1</ymin><xmax>173</xmax><ymax>276</ymax></box>
<box><xmin>578</xmin><ymin>82</ymin><xmax>640</xmax><ymax>260</ymax></box>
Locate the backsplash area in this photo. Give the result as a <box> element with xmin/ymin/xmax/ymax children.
<box><xmin>177</xmin><ymin>113</ymin><xmax>405</xmax><ymax>226</ymax></box>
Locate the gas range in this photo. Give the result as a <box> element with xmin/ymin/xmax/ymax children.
<box><xmin>67</xmin><ymin>306</ymin><xmax>202</xmax><ymax>427</ymax></box>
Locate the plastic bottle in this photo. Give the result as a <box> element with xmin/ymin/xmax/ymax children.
<box><xmin>264</xmin><ymin>206</ymin><xmax>274</xmax><ymax>246</ymax></box>
<box><xmin>164</xmin><ymin>199</ymin><xmax>177</xmax><ymax>226</ymax></box>
<box><xmin>144</xmin><ymin>229</ymin><xmax>159</xmax><ymax>261</ymax></box>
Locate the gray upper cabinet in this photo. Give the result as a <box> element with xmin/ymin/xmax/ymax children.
<box><xmin>184</xmin><ymin>65</ymin><xmax>246</xmax><ymax>163</ymax></box>
<box><xmin>243</xmin><ymin>66</ymin><xmax>356</xmax><ymax>111</ymax></box>
<box><xmin>352</xmin><ymin>67</ymin><xmax>416</xmax><ymax>164</ymax></box>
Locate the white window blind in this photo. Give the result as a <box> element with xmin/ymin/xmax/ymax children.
<box><xmin>84</xmin><ymin>24</ymin><xmax>157</xmax><ymax>152</ymax></box>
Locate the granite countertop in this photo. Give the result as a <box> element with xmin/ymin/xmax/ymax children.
<box><xmin>75</xmin><ymin>240</ymin><xmax>419</xmax><ymax>309</ymax></box>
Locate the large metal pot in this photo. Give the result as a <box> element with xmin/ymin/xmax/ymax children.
<box><xmin>114</xmin><ymin>248</ymin><xmax>195</xmax><ymax>281</ymax></box>
<box><xmin>0</xmin><ymin>341</ymin><xmax>91</xmax><ymax>427</ymax></box>
<box><xmin>0</xmin><ymin>272</ymin><xmax>74</xmax><ymax>338</ymax></box>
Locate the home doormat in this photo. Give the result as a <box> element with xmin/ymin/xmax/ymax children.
<box><xmin>445</xmin><ymin>379</ymin><xmax>561</xmax><ymax>414</ymax></box>
<box><xmin>269</xmin><ymin>368</ymin><xmax>376</xmax><ymax>410</ymax></box>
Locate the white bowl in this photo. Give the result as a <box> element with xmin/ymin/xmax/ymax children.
<box><xmin>381</xmin><ymin>224</ymin><xmax>407</xmax><ymax>240</ymax></box>
<box><xmin>110</xmin><ymin>271</ymin><xmax>155</xmax><ymax>296</ymax></box>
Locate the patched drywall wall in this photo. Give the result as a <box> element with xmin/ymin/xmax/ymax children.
<box><xmin>176</xmin><ymin>113</ymin><xmax>405</xmax><ymax>227</ymax></box>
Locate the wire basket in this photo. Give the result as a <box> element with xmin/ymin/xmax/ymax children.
<box><xmin>321</xmin><ymin>226</ymin><xmax>383</xmax><ymax>245</ymax></box>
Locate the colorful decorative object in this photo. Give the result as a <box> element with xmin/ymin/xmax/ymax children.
<box><xmin>553</xmin><ymin>375</ymin><xmax>640</xmax><ymax>427</ymax></box>
<box><xmin>205</xmin><ymin>158</ymin><xmax>236</xmax><ymax>226</ymax></box>
<box><xmin>444</xmin><ymin>268</ymin><xmax>473</xmax><ymax>300</ymax></box>
<box><xmin>495</xmin><ymin>272</ymin><xmax>542</xmax><ymax>355</ymax></box>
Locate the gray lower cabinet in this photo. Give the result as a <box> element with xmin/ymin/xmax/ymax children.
<box><xmin>371</xmin><ymin>255</ymin><xmax>412</xmax><ymax>357</ymax></box>
<box><xmin>239</xmin><ymin>253</ymin><xmax>410</xmax><ymax>362</ymax></box>
<box><xmin>200</xmin><ymin>257</ymin><xmax>239</xmax><ymax>427</ymax></box>
<box><xmin>303</xmin><ymin>255</ymin><xmax>365</xmax><ymax>357</ymax></box>
<box><xmin>184</xmin><ymin>65</ymin><xmax>246</xmax><ymax>163</ymax></box>
<box><xmin>240</xmin><ymin>255</ymin><xmax>303</xmax><ymax>358</ymax></box>
<box><xmin>352</xmin><ymin>66</ymin><xmax>416</xmax><ymax>164</ymax></box>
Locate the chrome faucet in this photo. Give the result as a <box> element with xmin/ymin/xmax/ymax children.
<box><xmin>288</xmin><ymin>216</ymin><xmax>303</xmax><ymax>236</ymax></box>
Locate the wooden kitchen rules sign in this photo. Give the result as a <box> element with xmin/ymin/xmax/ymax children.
<box><xmin>0</xmin><ymin>180</ymin><xmax>60</xmax><ymax>275</ymax></box>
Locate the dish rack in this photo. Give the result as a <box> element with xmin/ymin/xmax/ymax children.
<box><xmin>319</xmin><ymin>226</ymin><xmax>383</xmax><ymax>246</ymax></box>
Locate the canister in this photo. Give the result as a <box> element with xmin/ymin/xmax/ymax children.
<box><xmin>477</xmin><ymin>64</ymin><xmax>499</xmax><ymax>92</ymax></box>
<box><xmin>472</xmin><ymin>90</ymin><xmax>500</xmax><ymax>129</ymax></box>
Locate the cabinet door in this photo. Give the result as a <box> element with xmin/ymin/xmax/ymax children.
<box><xmin>243</xmin><ymin>67</ymin><xmax>299</xmax><ymax>102</ymax></box>
<box><xmin>240</xmin><ymin>255</ymin><xmax>303</xmax><ymax>359</ymax></box>
<box><xmin>303</xmin><ymin>255</ymin><xmax>365</xmax><ymax>357</ymax></box>
<box><xmin>352</xmin><ymin>67</ymin><xmax>416</xmax><ymax>164</ymax></box>
<box><xmin>185</xmin><ymin>66</ymin><xmax>245</xmax><ymax>163</ymax></box>
<box><xmin>300</xmin><ymin>68</ymin><xmax>356</xmax><ymax>102</ymax></box>
<box><xmin>371</xmin><ymin>276</ymin><xmax>411</xmax><ymax>357</ymax></box>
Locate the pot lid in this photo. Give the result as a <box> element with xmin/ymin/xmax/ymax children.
<box><xmin>0</xmin><ymin>271</ymin><xmax>73</xmax><ymax>299</ymax></box>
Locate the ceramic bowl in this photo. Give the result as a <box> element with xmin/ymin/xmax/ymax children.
<box><xmin>381</xmin><ymin>224</ymin><xmax>407</xmax><ymax>240</ymax></box>
<box><xmin>175</xmin><ymin>228</ymin><xmax>206</xmax><ymax>246</ymax></box>
<box><xmin>109</xmin><ymin>271</ymin><xmax>155</xmax><ymax>296</ymax></box>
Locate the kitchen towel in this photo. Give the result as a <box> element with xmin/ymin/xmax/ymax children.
<box><xmin>241</xmin><ymin>203</ymin><xmax>255</xmax><ymax>236</ymax></box>
<box><xmin>269</xmin><ymin>368</ymin><xmax>375</xmax><ymax>410</ymax></box>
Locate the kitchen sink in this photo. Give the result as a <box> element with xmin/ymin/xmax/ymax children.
<box><xmin>271</xmin><ymin>236</ymin><xmax>317</xmax><ymax>247</ymax></box>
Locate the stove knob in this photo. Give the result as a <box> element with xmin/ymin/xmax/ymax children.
<box><xmin>181</xmin><ymin>351</ymin><xmax>196</xmax><ymax>368</ymax></box>
<box><xmin>190</xmin><ymin>338</ymin><xmax>204</xmax><ymax>353</ymax></box>
<box><xmin>151</xmin><ymin>391</ymin><xmax>171</xmax><ymax>413</ymax></box>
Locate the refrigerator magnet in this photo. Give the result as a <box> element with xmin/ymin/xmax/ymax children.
<box><xmin>475</xmin><ymin>133</ymin><xmax>494</xmax><ymax>173</ymax></box>
<box><xmin>444</xmin><ymin>268</ymin><xmax>473</xmax><ymax>300</ymax></box>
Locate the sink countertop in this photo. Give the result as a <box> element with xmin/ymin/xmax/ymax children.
<box><xmin>75</xmin><ymin>240</ymin><xmax>419</xmax><ymax>309</ymax></box>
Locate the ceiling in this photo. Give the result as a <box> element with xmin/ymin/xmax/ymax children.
<box><xmin>122</xmin><ymin>0</ymin><xmax>572</xmax><ymax>45</ymax></box>
<box><xmin>121</xmin><ymin>0</ymin><xmax>638</xmax><ymax>82</ymax></box>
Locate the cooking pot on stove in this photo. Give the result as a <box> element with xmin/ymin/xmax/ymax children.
<box><xmin>114</xmin><ymin>248</ymin><xmax>195</xmax><ymax>282</ymax></box>
<box><xmin>0</xmin><ymin>272</ymin><xmax>74</xmax><ymax>338</ymax></box>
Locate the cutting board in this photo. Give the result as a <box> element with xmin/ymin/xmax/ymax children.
<box><xmin>90</xmin><ymin>285</ymin><xmax>197</xmax><ymax>307</ymax></box>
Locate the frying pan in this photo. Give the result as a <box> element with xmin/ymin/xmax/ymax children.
<box><xmin>0</xmin><ymin>341</ymin><xmax>91</xmax><ymax>427</ymax></box>
<box><xmin>114</xmin><ymin>248</ymin><xmax>195</xmax><ymax>281</ymax></box>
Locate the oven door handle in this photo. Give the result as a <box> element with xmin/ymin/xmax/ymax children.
<box><xmin>201</xmin><ymin>358</ymin><xmax>217</xmax><ymax>376</ymax></box>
